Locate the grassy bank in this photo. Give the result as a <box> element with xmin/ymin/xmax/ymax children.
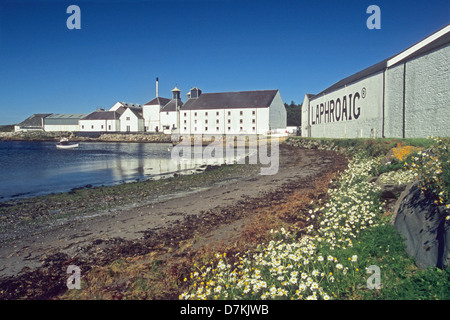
<box><xmin>179</xmin><ymin>137</ymin><xmax>449</xmax><ymax>300</ymax></box>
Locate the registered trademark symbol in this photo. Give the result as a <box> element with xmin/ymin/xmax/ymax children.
<box><xmin>361</xmin><ymin>87</ymin><xmax>366</xmax><ymax>99</ymax></box>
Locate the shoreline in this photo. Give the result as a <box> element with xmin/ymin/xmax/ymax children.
<box><xmin>0</xmin><ymin>144</ymin><xmax>349</xmax><ymax>299</ymax></box>
<box><xmin>0</xmin><ymin>131</ymin><xmax>173</xmax><ymax>143</ymax></box>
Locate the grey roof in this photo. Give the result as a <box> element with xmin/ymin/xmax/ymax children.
<box><xmin>45</xmin><ymin>113</ymin><xmax>89</xmax><ymax>120</ymax></box>
<box><xmin>125</xmin><ymin>107</ymin><xmax>144</xmax><ymax>119</ymax></box>
<box><xmin>161</xmin><ymin>99</ymin><xmax>183</xmax><ymax>112</ymax></box>
<box><xmin>81</xmin><ymin>111</ymin><xmax>120</xmax><ymax>120</ymax></box>
<box><xmin>311</xmin><ymin>25</ymin><xmax>450</xmax><ymax>99</ymax></box>
<box><xmin>114</xmin><ymin>106</ymin><xmax>127</xmax><ymax>116</ymax></box>
<box><xmin>144</xmin><ymin>97</ymin><xmax>171</xmax><ymax>106</ymax></box>
<box><xmin>120</xmin><ymin>102</ymin><xmax>142</xmax><ymax>108</ymax></box>
<box><xmin>182</xmin><ymin>90</ymin><xmax>278</xmax><ymax>110</ymax></box>
<box><xmin>17</xmin><ymin>113</ymin><xmax>52</xmax><ymax>127</ymax></box>
<box><xmin>45</xmin><ymin>113</ymin><xmax>89</xmax><ymax>125</ymax></box>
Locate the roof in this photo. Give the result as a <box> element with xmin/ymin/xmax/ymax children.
<box><xmin>120</xmin><ymin>102</ymin><xmax>141</xmax><ymax>108</ymax></box>
<box><xmin>311</xmin><ymin>24</ymin><xmax>450</xmax><ymax>99</ymax></box>
<box><xmin>45</xmin><ymin>113</ymin><xmax>88</xmax><ymax>120</ymax></box>
<box><xmin>17</xmin><ymin>114</ymin><xmax>52</xmax><ymax>127</ymax></box>
<box><xmin>144</xmin><ymin>97</ymin><xmax>171</xmax><ymax>106</ymax></box>
<box><xmin>161</xmin><ymin>99</ymin><xmax>183</xmax><ymax>112</ymax></box>
<box><xmin>80</xmin><ymin>111</ymin><xmax>120</xmax><ymax>120</ymax></box>
<box><xmin>182</xmin><ymin>90</ymin><xmax>278</xmax><ymax>110</ymax></box>
<box><xmin>123</xmin><ymin>107</ymin><xmax>143</xmax><ymax>119</ymax></box>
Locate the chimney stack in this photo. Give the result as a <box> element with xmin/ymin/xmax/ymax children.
<box><xmin>156</xmin><ymin>77</ymin><xmax>159</xmax><ymax>98</ymax></box>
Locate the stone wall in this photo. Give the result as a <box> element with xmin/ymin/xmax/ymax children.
<box><xmin>0</xmin><ymin>131</ymin><xmax>172</xmax><ymax>143</ymax></box>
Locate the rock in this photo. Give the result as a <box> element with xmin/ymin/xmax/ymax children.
<box><xmin>381</xmin><ymin>149</ymin><xmax>395</xmax><ymax>166</ymax></box>
<box><xmin>392</xmin><ymin>180</ymin><xmax>450</xmax><ymax>269</ymax></box>
<box><xmin>380</xmin><ymin>183</ymin><xmax>408</xmax><ymax>200</ymax></box>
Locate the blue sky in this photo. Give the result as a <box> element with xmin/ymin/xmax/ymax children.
<box><xmin>0</xmin><ymin>0</ymin><xmax>448</xmax><ymax>125</ymax></box>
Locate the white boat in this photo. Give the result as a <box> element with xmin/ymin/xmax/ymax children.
<box><xmin>56</xmin><ymin>138</ymin><xmax>79</xmax><ymax>149</ymax></box>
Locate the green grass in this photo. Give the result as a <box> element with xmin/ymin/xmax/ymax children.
<box><xmin>180</xmin><ymin>139</ymin><xmax>449</xmax><ymax>300</ymax></box>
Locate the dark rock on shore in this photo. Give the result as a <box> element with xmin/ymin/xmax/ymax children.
<box><xmin>393</xmin><ymin>180</ymin><xmax>450</xmax><ymax>269</ymax></box>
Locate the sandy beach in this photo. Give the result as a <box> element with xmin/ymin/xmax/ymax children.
<box><xmin>0</xmin><ymin>143</ymin><xmax>348</xmax><ymax>299</ymax></box>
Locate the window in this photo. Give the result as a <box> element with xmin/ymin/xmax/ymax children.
<box><xmin>91</xmin><ymin>125</ymin><xmax>94</xmax><ymax>129</ymax></box>
<box><xmin>126</xmin><ymin>117</ymin><xmax>130</xmax><ymax>121</ymax></box>
<box><xmin>184</xmin><ymin>112</ymin><xmax>187</xmax><ymax>117</ymax></box>
<box><xmin>166</xmin><ymin>112</ymin><xmax>169</xmax><ymax>115</ymax></box>
<box><xmin>216</xmin><ymin>119</ymin><xmax>219</xmax><ymax>124</ymax></box>
<box><xmin>194</xmin><ymin>120</ymin><xmax>197</xmax><ymax>124</ymax></box>
<box><xmin>252</xmin><ymin>119</ymin><xmax>256</xmax><ymax>124</ymax></box>
<box><xmin>205</xmin><ymin>119</ymin><xmax>208</xmax><ymax>124</ymax></box>
<box><xmin>240</xmin><ymin>119</ymin><xmax>243</xmax><ymax>124</ymax></box>
<box><xmin>228</xmin><ymin>127</ymin><xmax>231</xmax><ymax>131</ymax></box>
<box><xmin>240</xmin><ymin>127</ymin><xmax>243</xmax><ymax>131</ymax></box>
<box><xmin>228</xmin><ymin>119</ymin><xmax>231</xmax><ymax>124</ymax></box>
<box><xmin>195</xmin><ymin>112</ymin><xmax>197</xmax><ymax>117</ymax></box>
<box><xmin>184</xmin><ymin>120</ymin><xmax>187</xmax><ymax>124</ymax></box>
<box><xmin>252</xmin><ymin>110</ymin><xmax>256</xmax><ymax>115</ymax></box>
<box><xmin>109</xmin><ymin>125</ymin><xmax>111</xmax><ymax>130</ymax></box>
<box><xmin>184</xmin><ymin>127</ymin><xmax>187</xmax><ymax>131</ymax></box>
<box><xmin>81</xmin><ymin>125</ymin><xmax>84</xmax><ymax>129</ymax></box>
<box><xmin>101</xmin><ymin>125</ymin><xmax>104</xmax><ymax>129</ymax></box>
<box><xmin>216</xmin><ymin>127</ymin><xmax>219</xmax><ymax>131</ymax></box>
<box><xmin>205</xmin><ymin>112</ymin><xmax>208</xmax><ymax>116</ymax></box>
<box><xmin>252</xmin><ymin>127</ymin><xmax>256</xmax><ymax>132</ymax></box>
<box><xmin>194</xmin><ymin>127</ymin><xmax>197</xmax><ymax>131</ymax></box>
<box><xmin>216</xmin><ymin>111</ymin><xmax>219</xmax><ymax>116</ymax></box>
<box><xmin>205</xmin><ymin>127</ymin><xmax>208</xmax><ymax>131</ymax></box>
<box><xmin>228</xmin><ymin>111</ymin><xmax>231</xmax><ymax>116</ymax></box>
<box><xmin>240</xmin><ymin>111</ymin><xmax>243</xmax><ymax>116</ymax></box>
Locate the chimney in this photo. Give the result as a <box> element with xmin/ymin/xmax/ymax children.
<box><xmin>156</xmin><ymin>77</ymin><xmax>159</xmax><ymax>98</ymax></box>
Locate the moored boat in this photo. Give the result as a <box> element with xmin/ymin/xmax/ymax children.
<box><xmin>56</xmin><ymin>138</ymin><xmax>79</xmax><ymax>149</ymax></box>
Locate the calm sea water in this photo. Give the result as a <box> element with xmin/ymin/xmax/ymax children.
<box><xmin>0</xmin><ymin>141</ymin><xmax>204</xmax><ymax>201</ymax></box>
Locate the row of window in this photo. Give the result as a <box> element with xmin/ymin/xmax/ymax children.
<box><xmin>183</xmin><ymin>126</ymin><xmax>257</xmax><ymax>132</ymax></box>
<box><xmin>184</xmin><ymin>110</ymin><xmax>257</xmax><ymax>117</ymax></box>
<box><xmin>183</xmin><ymin>118</ymin><xmax>256</xmax><ymax>124</ymax></box>
<box><xmin>81</xmin><ymin>125</ymin><xmax>132</xmax><ymax>131</ymax></box>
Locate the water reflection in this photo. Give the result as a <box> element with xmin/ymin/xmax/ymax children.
<box><xmin>0</xmin><ymin>141</ymin><xmax>251</xmax><ymax>201</ymax></box>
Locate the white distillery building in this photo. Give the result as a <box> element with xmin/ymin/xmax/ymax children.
<box><xmin>142</xmin><ymin>80</ymin><xmax>287</xmax><ymax>135</ymax></box>
<box><xmin>180</xmin><ymin>87</ymin><xmax>286</xmax><ymax>135</ymax></box>
<box><xmin>79</xmin><ymin>109</ymin><xmax>122</xmax><ymax>132</ymax></box>
<box><xmin>302</xmin><ymin>24</ymin><xmax>450</xmax><ymax>139</ymax></box>
<box><xmin>43</xmin><ymin>113</ymin><xmax>88</xmax><ymax>132</ymax></box>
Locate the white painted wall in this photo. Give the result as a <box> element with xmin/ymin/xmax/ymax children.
<box><xmin>305</xmin><ymin>71</ymin><xmax>384</xmax><ymax>138</ymax></box>
<box><xmin>179</xmin><ymin>108</ymin><xmax>270</xmax><ymax>135</ymax></box>
<box><xmin>44</xmin><ymin>124</ymin><xmax>80</xmax><ymax>132</ymax></box>
<box><xmin>302</xmin><ymin>32</ymin><xmax>450</xmax><ymax>139</ymax></box>
<box><xmin>79</xmin><ymin>119</ymin><xmax>119</xmax><ymax>132</ymax></box>
<box><xmin>109</xmin><ymin>102</ymin><xmax>124</xmax><ymax>111</ymax></box>
<box><xmin>269</xmin><ymin>91</ymin><xmax>287</xmax><ymax>130</ymax></box>
<box><xmin>402</xmin><ymin>43</ymin><xmax>450</xmax><ymax>138</ymax></box>
<box><xmin>143</xmin><ymin>104</ymin><xmax>161</xmax><ymax>132</ymax></box>
<box><xmin>160</xmin><ymin>111</ymin><xmax>178</xmax><ymax>131</ymax></box>
<box><xmin>119</xmin><ymin>108</ymin><xmax>144</xmax><ymax>132</ymax></box>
